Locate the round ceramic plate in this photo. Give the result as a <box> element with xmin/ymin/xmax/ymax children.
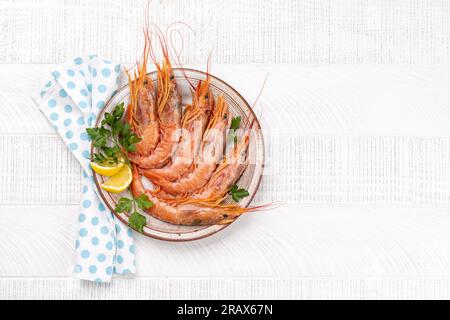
<box><xmin>92</xmin><ymin>68</ymin><xmax>264</xmax><ymax>241</ymax></box>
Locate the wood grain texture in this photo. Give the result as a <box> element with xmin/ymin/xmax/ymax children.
<box><xmin>0</xmin><ymin>65</ymin><xmax>449</xmax><ymax>205</ymax></box>
<box><xmin>1</xmin><ymin>205</ymin><xmax>450</xmax><ymax>278</ymax></box>
<box><xmin>0</xmin><ymin>0</ymin><xmax>449</xmax><ymax>64</ymax></box>
<box><xmin>1</xmin><ymin>0</ymin><xmax>450</xmax><ymax>299</ymax></box>
<box><xmin>1</xmin><ymin>134</ymin><xmax>449</xmax><ymax>206</ymax></box>
<box><xmin>1</xmin><ymin>277</ymin><xmax>449</xmax><ymax>300</ymax></box>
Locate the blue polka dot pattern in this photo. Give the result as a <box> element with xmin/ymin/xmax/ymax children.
<box><xmin>83</xmin><ymin>200</ymin><xmax>92</xmax><ymax>208</ymax></box>
<box><xmin>98</xmin><ymin>84</ymin><xmax>107</xmax><ymax>93</ymax></box>
<box><xmin>122</xmin><ymin>269</ymin><xmax>131</xmax><ymax>275</ymax></box>
<box><xmin>87</xmin><ymin>113</ymin><xmax>96</xmax><ymax>126</ymax></box>
<box><xmin>80</xmin><ymin>132</ymin><xmax>90</xmax><ymax>141</ymax></box>
<box><xmin>69</xmin><ymin>143</ymin><xmax>78</xmax><ymax>150</ymax></box>
<box><xmin>81</xmin><ymin>250</ymin><xmax>90</xmax><ymax>259</ymax></box>
<box><xmin>40</xmin><ymin>56</ymin><xmax>136</xmax><ymax>282</ymax></box>
<box><xmin>102</xmin><ymin>68</ymin><xmax>111</xmax><ymax>77</ymax></box>
<box><xmin>97</xmin><ymin>254</ymin><xmax>106</xmax><ymax>262</ymax></box>
<box><xmin>48</xmin><ymin>99</ymin><xmax>57</xmax><ymax>108</ymax></box>
<box><xmin>51</xmin><ymin>71</ymin><xmax>60</xmax><ymax>79</ymax></box>
<box><xmin>91</xmin><ymin>217</ymin><xmax>99</xmax><ymax>226</ymax></box>
<box><xmin>79</xmin><ymin>228</ymin><xmax>88</xmax><ymax>237</ymax></box>
<box><xmin>59</xmin><ymin>89</ymin><xmax>68</xmax><ymax>97</ymax></box>
<box><xmin>97</xmin><ymin>100</ymin><xmax>105</xmax><ymax>109</ymax></box>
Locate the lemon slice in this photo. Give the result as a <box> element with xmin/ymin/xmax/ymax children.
<box><xmin>90</xmin><ymin>159</ymin><xmax>125</xmax><ymax>176</ymax></box>
<box><xmin>101</xmin><ymin>165</ymin><xmax>132</xmax><ymax>194</ymax></box>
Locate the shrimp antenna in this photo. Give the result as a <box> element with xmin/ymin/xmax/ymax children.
<box><xmin>244</xmin><ymin>73</ymin><xmax>269</xmax><ymax>129</ymax></box>
<box><xmin>167</xmin><ymin>22</ymin><xmax>197</xmax><ymax>90</ymax></box>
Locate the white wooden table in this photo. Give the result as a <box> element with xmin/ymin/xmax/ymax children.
<box><xmin>1</xmin><ymin>0</ymin><xmax>450</xmax><ymax>299</ymax></box>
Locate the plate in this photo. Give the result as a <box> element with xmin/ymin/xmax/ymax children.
<box><xmin>92</xmin><ymin>68</ymin><xmax>264</xmax><ymax>241</ymax></box>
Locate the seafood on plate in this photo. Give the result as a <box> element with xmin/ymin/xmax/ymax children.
<box><xmin>143</xmin><ymin>95</ymin><xmax>228</xmax><ymax>195</ymax></box>
<box><xmin>141</xmin><ymin>75</ymin><xmax>213</xmax><ymax>181</ymax></box>
<box><xmin>89</xmin><ymin>24</ymin><xmax>266</xmax><ymax>233</ymax></box>
<box><xmin>128</xmin><ymin>36</ymin><xmax>182</xmax><ymax>169</ymax></box>
<box><xmin>125</xmin><ymin>32</ymin><xmax>159</xmax><ymax>156</ymax></box>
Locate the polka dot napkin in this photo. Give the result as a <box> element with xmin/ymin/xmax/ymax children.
<box><xmin>35</xmin><ymin>55</ymin><xmax>136</xmax><ymax>283</ymax></box>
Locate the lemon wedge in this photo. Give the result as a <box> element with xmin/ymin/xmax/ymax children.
<box><xmin>101</xmin><ymin>165</ymin><xmax>132</xmax><ymax>194</ymax></box>
<box><xmin>90</xmin><ymin>159</ymin><xmax>125</xmax><ymax>177</ymax></box>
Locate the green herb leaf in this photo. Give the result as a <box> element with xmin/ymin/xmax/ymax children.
<box><xmin>230</xmin><ymin>116</ymin><xmax>241</xmax><ymax>131</ymax></box>
<box><xmin>86</xmin><ymin>127</ymin><xmax>109</xmax><ymax>148</ymax></box>
<box><xmin>115</xmin><ymin>197</ymin><xmax>133</xmax><ymax>213</ymax></box>
<box><xmin>230</xmin><ymin>184</ymin><xmax>249</xmax><ymax>202</ymax></box>
<box><xmin>93</xmin><ymin>153</ymin><xmax>107</xmax><ymax>164</ymax></box>
<box><xmin>89</xmin><ymin>102</ymin><xmax>143</xmax><ymax>170</ymax></box>
<box><xmin>136</xmin><ymin>194</ymin><xmax>153</xmax><ymax>210</ymax></box>
<box><xmin>113</xmin><ymin>102</ymin><xmax>125</xmax><ymax>119</ymax></box>
<box><xmin>128</xmin><ymin>211</ymin><xmax>147</xmax><ymax>233</ymax></box>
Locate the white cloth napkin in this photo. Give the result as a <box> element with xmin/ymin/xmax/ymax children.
<box><xmin>35</xmin><ymin>55</ymin><xmax>136</xmax><ymax>283</ymax></box>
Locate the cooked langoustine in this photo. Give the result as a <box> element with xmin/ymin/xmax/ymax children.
<box><xmin>144</xmin><ymin>95</ymin><xmax>229</xmax><ymax>195</ymax></box>
<box><xmin>162</xmin><ymin>130</ymin><xmax>249</xmax><ymax>208</ymax></box>
<box><xmin>128</xmin><ymin>38</ymin><xmax>182</xmax><ymax>169</ymax></box>
<box><xmin>195</xmin><ymin>132</ymin><xmax>249</xmax><ymax>200</ymax></box>
<box><xmin>125</xmin><ymin>31</ymin><xmax>159</xmax><ymax>156</ymax></box>
<box><xmin>131</xmin><ymin>164</ymin><xmax>249</xmax><ymax>225</ymax></box>
<box><xmin>141</xmin><ymin>76</ymin><xmax>213</xmax><ymax>181</ymax></box>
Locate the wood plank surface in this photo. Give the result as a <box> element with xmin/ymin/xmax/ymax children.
<box><xmin>0</xmin><ymin>0</ymin><xmax>449</xmax><ymax>64</ymax></box>
<box><xmin>1</xmin><ymin>0</ymin><xmax>450</xmax><ymax>299</ymax></box>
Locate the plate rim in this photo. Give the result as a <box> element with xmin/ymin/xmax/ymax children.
<box><xmin>91</xmin><ymin>68</ymin><xmax>265</xmax><ymax>242</ymax></box>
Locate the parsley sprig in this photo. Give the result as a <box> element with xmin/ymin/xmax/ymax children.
<box><xmin>115</xmin><ymin>194</ymin><xmax>153</xmax><ymax>233</ymax></box>
<box><xmin>229</xmin><ymin>116</ymin><xmax>241</xmax><ymax>145</ymax></box>
<box><xmin>86</xmin><ymin>102</ymin><xmax>141</xmax><ymax>165</ymax></box>
<box><xmin>87</xmin><ymin>102</ymin><xmax>152</xmax><ymax>232</ymax></box>
<box><xmin>230</xmin><ymin>184</ymin><xmax>249</xmax><ymax>202</ymax></box>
